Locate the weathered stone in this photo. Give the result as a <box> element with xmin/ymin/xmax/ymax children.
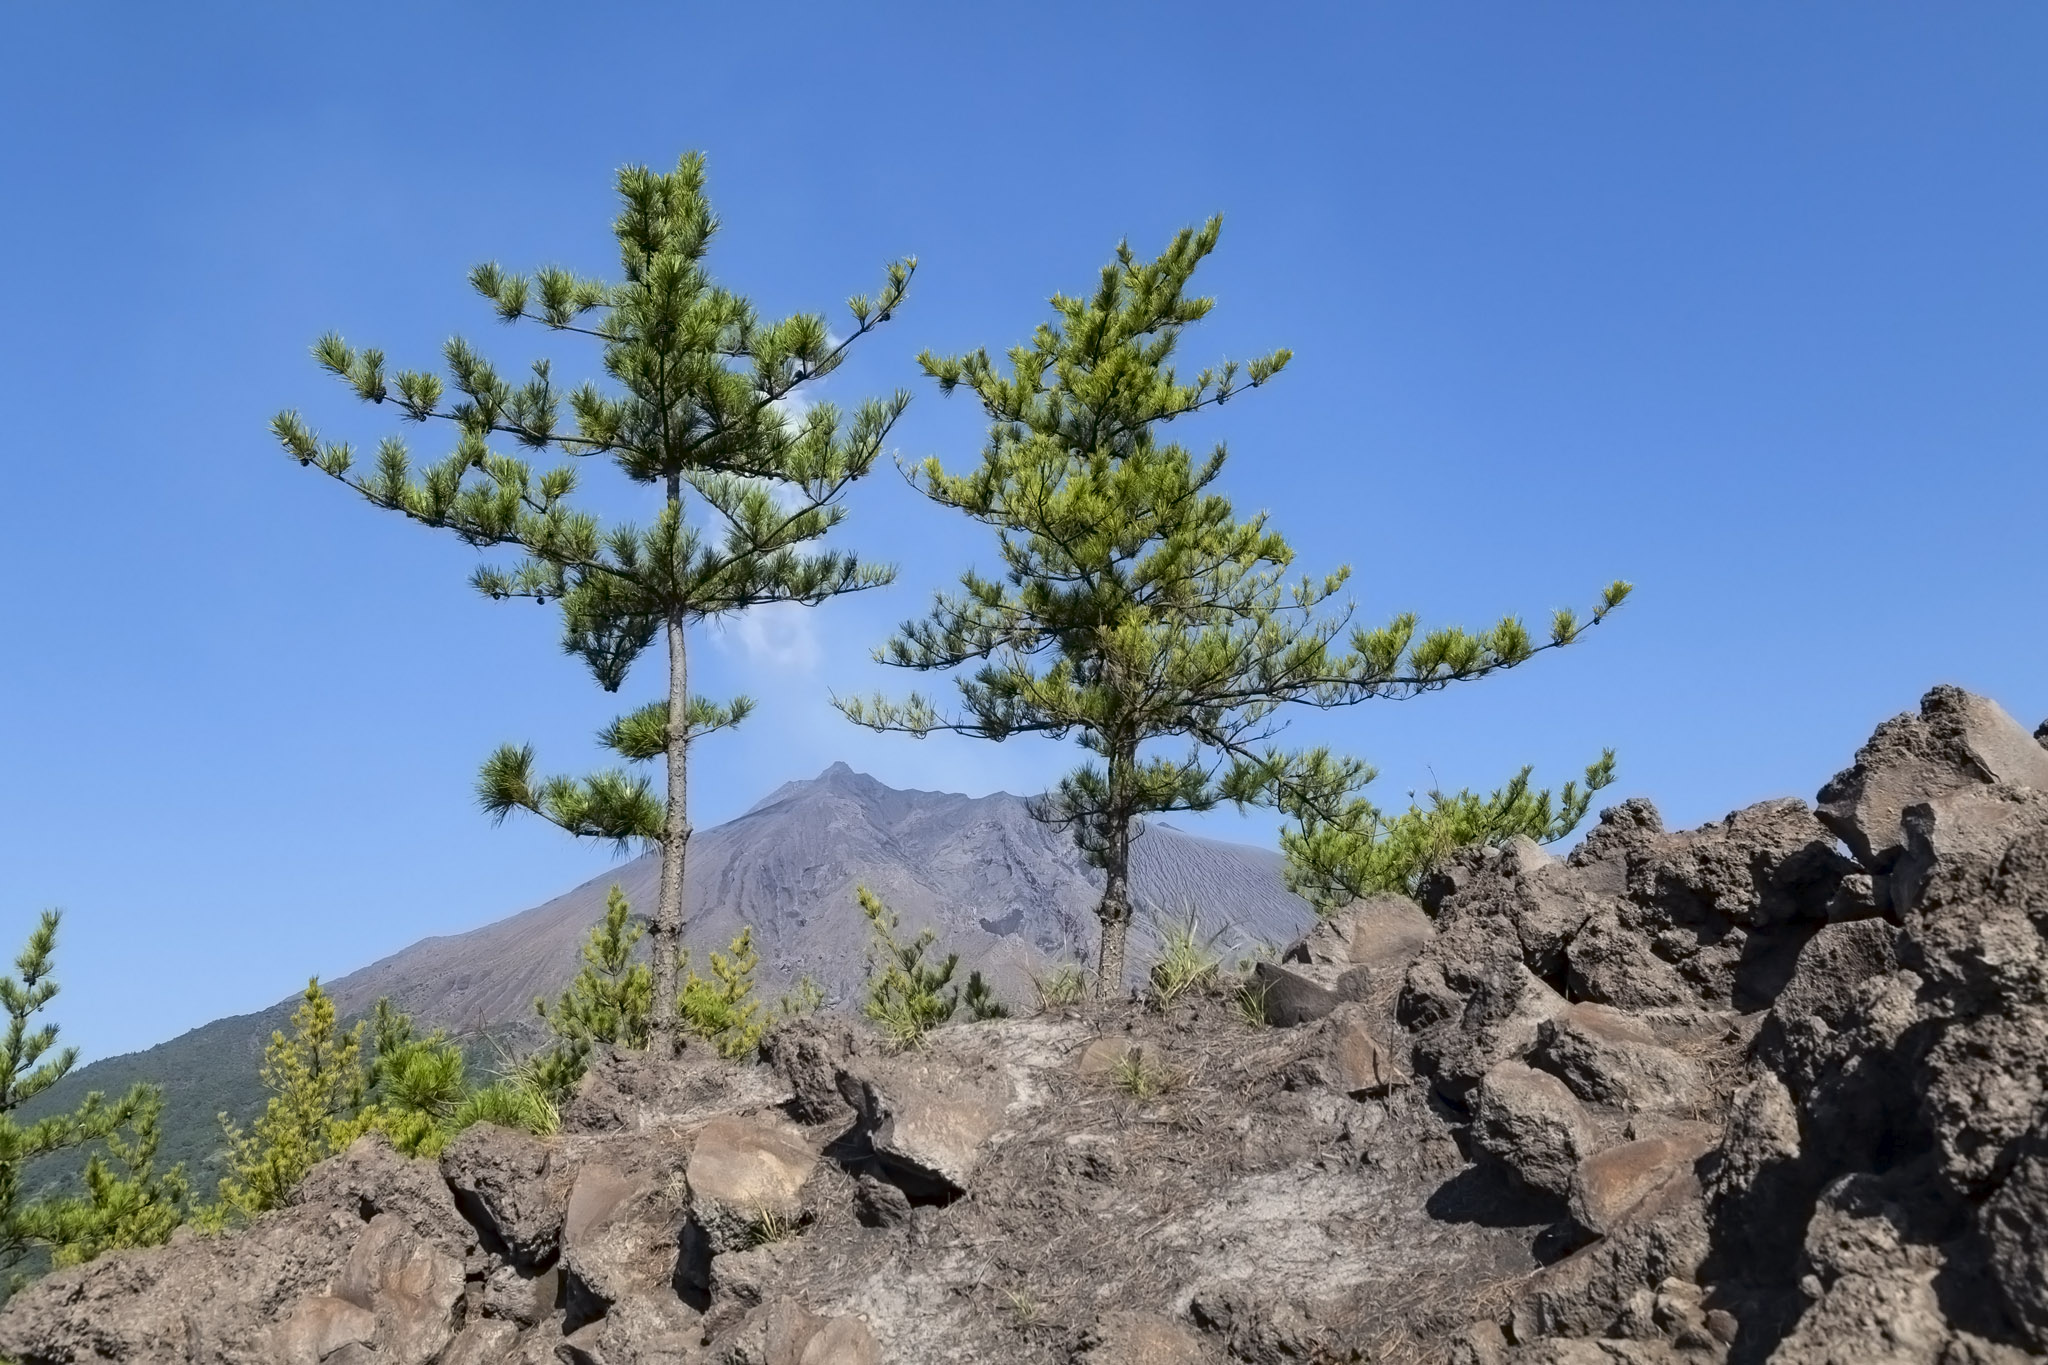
<box><xmin>1512</xmin><ymin>1174</ymin><xmax>1710</xmax><ymax>1342</ymax></box>
<box><xmin>1766</xmin><ymin>918</ymin><xmax>1900</xmax><ymax>1027</ymax></box>
<box><xmin>762</xmin><ymin>1021</ymin><xmax>860</xmax><ymax>1123</ymax></box>
<box><xmin>799</xmin><ymin>1315</ymin><xmax>881</xmax><ymax>1365</ymax></box>
<box><xmin>1625</xmin><ymin>797</ymin><xmax>1854</xmax><ymax>931</ymax></box>
<box><xmin>1892</xmin><ymin>782</ymin><xmax>2048</xmax><ymax>913</ymax></box>
<box><xmin>0</xmin><ymin>1198</ymin><xmax>365</xmax><ymax>1363</ymax></box>
<box><xmin>1327</xmin><ymin>1013</ymin><xmax>1403</xmax><ymax>1097</ymax></box>
<box><xmin>1250</xmin><ymin>959</ymin><xmax>1366</xmax><ymax>1026</ymax></box>
<box><xmin>1404</xmin><ymin>920</ymin><xmax>1570</xmax><ymax>1102</ymax></box>
<box><xmin>440</xmin><ymin>1121</ymin><xmax>566</xmax><ymax>1269</ymax></box>
<box><xmin>1569</xmin><ymin>1127</ymin><xmax>1717</xmax><ymax>1236</ymax></box>
<box><xmin>1473</xmin><ymin>1061</ymin><xmax>1598</xmax><ymax>1203</ymax></box>
<box><xmin>716</xmin><ymin>1292</ymin><xmax>876</xmax><ymax>1365</ymax></box>
<box><xmin>1532</xmin><ymin>1002</ymin><xmax>1703</xmax><ymax>1110</ymax></box>
<box><xmin>1816</xmin><ymin>684</ymin><xmax>2048</xmax><ymax>872</ymax></box>
<box><xmin>275</xmin><ymin>1294</ymin><xmax>376</xmax><ymax>1365</ymax></box>
<box><xmin>294</xmin><ymin>1130</ymin><xmax>475</xmax><ymax>1257</ymax></box>
<box><xmin>1077</xmin><ymin>1309</ymin><xmax>1209</xmax><ymax>1363</ymax></box>
<box><xmin>1287</xmin><ymin>892</ymin><xmax>1434</xmax><ymax>976</ymax></box>
<box><xmin>596</xmin><ymin>1290</ymin><xmax>703</xmax><ymax>1363</ymax></box>
<box><xmin>441</xmin><ymin>1318</ymin><xmax>522</xmax><ymax>1365</ymax></box>
<box><xmin>837</xmin><ymin>1060</ymin><xmax>1004</xmax><ymax>1194</ymax></box>
<box><xmin>565</xmin><ymin>1043</ymin><xmax>785</xmax><ymax>1134</ymax></box>
<box><xmin>688</xmin><ymin>1114</ymin><xmax>819</xmax><ymax>1254</ymax></box>
<box><xmin>338</xmin><ymin>1212</ymin><xmax>464</xmax><ymax>1365</ymax></box>
<box><xmin>1982</xmin><ymin>1111</ymin><xmax>2048</xmax><ymax>1348</ymax></box>
<box><xmin>560</xmin><ymin>1149</ymin><xmax>688</xmax><ymax>1309</ymax></box>
<box><xmin>482</xmin><ymin>1261</ymin><xmax>561</xmax><ymax>1327</ymax></box>
<box><xmin>1562</xmin><ymin>907</ymin><xmax>1699</xmax><ymax>1012</ymax></box>
<box><xmin>718</xmin><ymin>1291</ymin><xmax>821</xmax><ymax>1363</ymax></box>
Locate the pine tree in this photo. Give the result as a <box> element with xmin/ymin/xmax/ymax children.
<box><xmin>529</xmin><ymin>886</ymin><xmax>652</xmax><ymax>1097</ymax></box>
<box><xmin>0</xmin><ymin>912</ymin><xmax>154</xmax><ymax>1276</ymax></box>
<box><xmin>275</xmin><ymin>154</ymin><xmax>913</xmax><ymax>1050</ymax></box>
<box><xmin>362</xmin><ymin>998</ymin><xmax>468</xmax><ymax>1157</ymax></box>
<box><xmin>1276</xmin><ymin>750</ymin><xmax>1618</xmax><ymax>913</ymax></box>
<box><xmin>212</xmin><ymin>979</ymin><xmax>372</xmax><ymax>1219</ymax></box>
<box><xmin>853</xmin><ymin>886</ymin><xmax>1004</xmax><ymax>1043</ymax></box>
<box><xmin>22</xmin><ymin>1089</ymin><xmax>189</xmax><ymax>1268</ymax></box>
<box><xmin>838</xmin><ymin>221</ymin><xmax>1628</xmax><ymax>992</ymax></box>
<box><xmin>677</xmin><ymin>927</ymin><xmax>766</xmax><ymax>1059</ymax></box>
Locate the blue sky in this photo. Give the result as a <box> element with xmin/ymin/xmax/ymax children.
<box><xmin>4</xmin><ymin>4</ymin><xmax>2044</xmax><ymax>1061</ymax></box>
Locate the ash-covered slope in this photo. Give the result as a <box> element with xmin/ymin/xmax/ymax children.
<box><xmin>324</xmin><ymin>761</ymin><xmax>1311</xmax><ymax>1033</ymax></box>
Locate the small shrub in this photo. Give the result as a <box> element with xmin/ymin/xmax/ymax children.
<box><xmin>856</xmin><ymin>887</ymin><xmax>961</xmax><ymax>1047</ymax></box>
<box><xmin>450</xmin><ymin>1072</ymin><xmax>559</xmax><ymax>1138</ymax></box>
<box><xmin>778</xmin><ymin>974</ymin><xmax>826</xmax><ymax>1020</ymax></box>
<box><xmin>1146</xmin><ymin>913</ymin><xmax>1222</xmax><ymax>1007</ymax></box>
<box><xmin>1031</xmin><ymin>964</ymin><xmax>1088</xmax><ymax>1011</ymax></box>
<box><xmin>745</xmin><ymin>1204</ymin><xmax>807</xmax><ymax>1247</ymax></box>
<box><xmin>679</xmin><ymin>928</ymin><xmax>768</xmax><ymax>1059</ymax></box>
<box><xmin>1109</xmin><ymin>1049</ymin><xmax>1176</xmax><ymax>1099</ymax></box>
<box><xmin>962</xmin><ymin>971</ymin><xmax>1010</xmax><ymax>1021</ymax></box>
<box><xmin>1232</xmin><ymin>979</ymin><xmax>1274</xmax><ymax>1028</ymax></box>
<box><xmin>1003</xmin><ymin>1286</ymin><xmax>1042</xmax><ymax>1325</ymax></box>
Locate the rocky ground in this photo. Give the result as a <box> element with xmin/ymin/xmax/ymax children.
<box><xmin>4</xmin><ymin>684</ymin><xmax>2046</xmax><ymax>1364</ymax></box>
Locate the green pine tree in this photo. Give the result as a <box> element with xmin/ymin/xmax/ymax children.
<box><xmin>21</xmin><ymin>1088</ymin><xmax>189</xmax><ymax>1269</ymax></box>
<box><xmin>211</xmin><ymin>979</ymin><xmax>373</xmax><ymax>1220</ymax></box>
<box><xmin>677</xmin><ymin>927</ymin><xmax>767</xmax><ymax>1060</ymax></box>
<box><xmin>529</xmin><ymin>886</ymin><xmax>651</xmax><ymax>1098</ymax></box>
<box><xmin>275</xmin><ymin>153</ymin><xmax>913</xmax><ymax>1051</ymax></box>
<box><xmin>1275</xmin><ymin>750</ymin><xmax>1618</xmax><ymax>913</ymax></box>
<box><xmin>838</xmin><ymin>220</ymin><xmax>1627</xmax><ymax>992</ymax></box>
<box><xmin>0</xmin><ymin>912</ymin><xmax>155</xmax><ymax>1277</ymax></box>
<box><xmin>854</xmin><ymin>887</ymin><xmax>962</xmax><ymax>1046</ymax></box>
<box><xmin>361</xmin><ymin>998</ymin><xmax>468</xmax><ymax>1157</ymax></box>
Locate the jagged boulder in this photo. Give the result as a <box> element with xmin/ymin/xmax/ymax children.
<box><xmin>1473</xmin><ymin>1061</ymin><xmax>1598</xmax><ymax>1203</ymax></box>
<box><xmin>1532</xmin><ymin>1003</ymin><xmax>1703</xmax><ymax>1111</ymax></box>
<box><xmin>440</xmin><ymin>1121</ymin><xmax>567</xmax><ymax>1269</ymax></box>
<box><xmin>483</xmin><ymin>1261</ymin><xmax>562</xmax><ymax>1327</ymax></box>
<box><xmin>1404</xmin><ymin>916</ymin><xmax>1570</xmax><ymax>1102</ymax></box>
<box><xmin>275</xmin><ymin>1295</ymin><xmax>376</xmax><ymax>1365</ymax></box>
<box><xmin>441</xmin><ymin>1319</ymin><xmax>521</xmax><ymax>1365</ymax></box>
<box><xmin>836</xmin><ymin>1055</ymin><xmax>1005</xmax><ymax>1195</ymax></box>
<box><xmin>1816</xmin><ymin>684</ymin><xmax>2048</xmax><ymax>873</ymax></box>
<box><xmin>1285</xmin><ymin>891</ymin><xmax>1434</xmax><ymax>976</ymax></box>
<box><xmin>1249</xmin><ymin>958</ymin><xmax>1365</xmax><ymax>1025</ymax></box>
<box><xmin>332</xmin><ymin>1211</ymin><xmax>465</xmax><ymax>1365</ymax></box>
<box><xmin>295</xmin><ymin>1131</ymin><xmax>477</xmax><ymax>1257</ymax></box>
<box><xmin>560</xmin><ymin>1141</ymin><xmax>691</xmax><ymax>1311</ymax></box>
<box><xmin>0</xmin><ymin>1133</ymin><xmax>447</xmax><ymax>1365</ymax></box>
<box><xmin>763</xmin><ymin>1020</ymin><xmax>862</xmax><ymax>1124</ymax></box>
<box><xmin>687</xmin><ymin>1114</ymin><xmax>819</xmax><ymax>1254</ymax></box>
<box><xmin>1568</xmin><ymin>1127</ymin><xmax>1717</xmax><ymax>1237</ymax></box>
<box><xmin>1326</xmin><ymin>1009</ymin><xmax>1404</xmax><ymax>1097</ymax></box>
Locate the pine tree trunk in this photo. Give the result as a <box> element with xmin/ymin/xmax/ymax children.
<box><xmin>1094</xmin><ymin>748</ymin><xmax>1135</xmax><ymax>999</ymax></box>
<box><xmin>650</xmin><ymin>482</ymin><xmax>692</xmax><ymax>1052</ymax></box>
<box><xmin>1096</xmin><ymin>856</ymin><xmax>1132</xmax><ymax>1000</ymax></box>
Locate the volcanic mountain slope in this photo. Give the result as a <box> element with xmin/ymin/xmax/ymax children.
<box><xmin>328</xmin><ymin>761</ymin><xmax>1313</xmax><ymax>1031</ymax></box>
<box><xmin>35</xmin><ymin>764</ymin><xmax>1311</xmax><ymax>1178</ymax></box>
